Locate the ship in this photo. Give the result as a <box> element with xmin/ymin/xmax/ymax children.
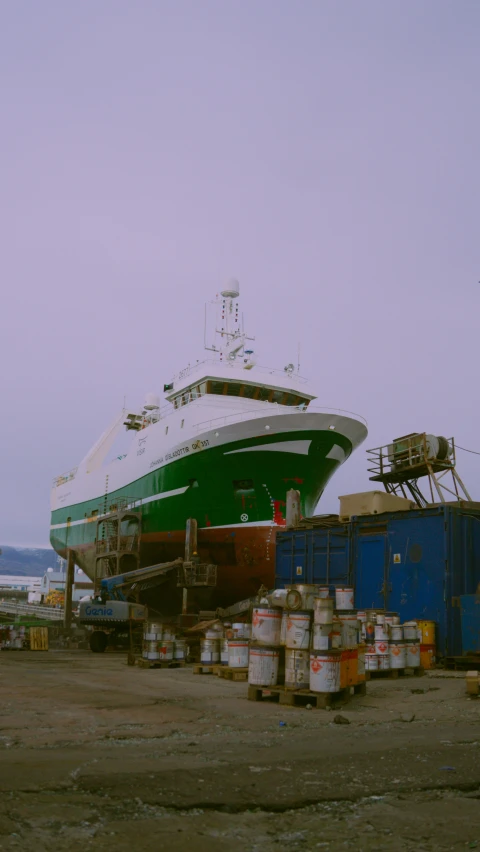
<box><xmin>50</xmin><ymin>280</ymin><xmax>367</xmax><ymax>609</ymax></box>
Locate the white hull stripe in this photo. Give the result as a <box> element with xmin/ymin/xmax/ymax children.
<box><xmin>326</xmin><ymin>444</ymin><xmax>346</xmax><ymax>462</ymax></box>
<box><xmin>50</xmin><ymin>486</ymin><xmax>189</xmax><ymax>530</ymax></box>
<box><xmin>224</xmin><ymin>439</ymin><xmax>311</xmax><ymax>457</ymax></box>
<box><xmin>199</xmin><ymin>520</ymin><xmax>275</xmax><ymax>530</ymax></box>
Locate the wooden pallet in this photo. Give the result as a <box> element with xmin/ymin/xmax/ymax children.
<box><xmin>137</xmin><ymin>658</ymin><xmax>185</xmax><ymax>669</ymax></box>
<box><xmin>247</xmin><ymin>681</ymin><xmax>366</xmax><ymax>709</ymax></box>
<box><xmin>29</xmin><ymin>627</ymin><xmax>48</xmax><ymax>651</ymax></box>
<box><xmin>216</xmin><ymin>666</ymin><xmax>248</xmax><ymax>681</ymax></box>
<box><xmin>193</xmin><ymin>664</ymin><xmax>218</xmax><ymax>675</ymax></box>
<box><xmin>365</xmin><ymin>666</ymin><xmax>425</xmax><ymax>680</ymax></box>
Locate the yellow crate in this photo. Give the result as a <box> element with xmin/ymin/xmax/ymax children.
<box><xmin>29</xmin><ymin>627</ymin><xmax>48</xmax><ymax>651</ymax></box>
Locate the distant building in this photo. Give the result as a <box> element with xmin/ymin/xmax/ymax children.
<box><xmin>0</xmin><ymin>575</ymin><xmax>42</xmax><ymax>602</ymax></box>
<box><xmin>39</xmin><ymin>568</ymin><xmax>94</xmax><ymax>603</ymax></box>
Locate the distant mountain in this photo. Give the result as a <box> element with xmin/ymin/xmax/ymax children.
<box><xmin>0</xmin><ymin>546</ymin><xmax>59</xmax><ymax>577</ymax></box>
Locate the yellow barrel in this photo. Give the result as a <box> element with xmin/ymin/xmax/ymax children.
<box><xmin>420</xmin><ymin>644</ymin><xmax>436</xmax><ymax>669</ymax></box>
<box><xmin>416</xmin><ymin>620</ymin><xmax>436</xmax><ymax>644</ymax></box>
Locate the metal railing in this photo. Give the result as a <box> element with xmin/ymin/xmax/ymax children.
<box><xmin>194</xmin><ymin>403</ymin><xmax>368</xmax><ymax>433</ymax></box>
<box><xmin>0</xmin><ymin>601</ymin><xmax>65</xmax><ymax>621</ymax></box>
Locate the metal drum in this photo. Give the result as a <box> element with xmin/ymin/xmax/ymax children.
<box><xmin>228</xmin><ymin>640</ymin><xmax>249</xmax><ymax>668</ymax></box>
<box><xmin>357</xmin><ymin>646</ymin><xmax>366</xmax><ymax>677</ymax></box>
<box><xmin>293</xmin><ymin>584</ymin><xmax>320</xmax><ymax>611</ymax></box>
<box><xmin>251</xmin><ymin>607</ymin><xmax>282</xmax><ymax>646</ymax></box>
<box><xmin>331</xmin><ymin>619</ymin><xmax>342</xmax><ymax>648</ymax></box>
<box><xmin>220</xmin><ymin>639</ymin><xmax>229</xmax><ymax>665</ymax></box>
<box><xmin>248</xmin><ymin>645</ymin><xmax>280</xmax><ymax>686</ymax></box>
<box><xmin>365</xmin><ymin>654</ymin><xmax>378</xmax><ymax>671</ymax></box>
<box><xmin>376</xmin><ymin>614</ymin><xmax>385</xmax><ymax>626</ymax></box>
<box><xmin>200</xmin><ymin>638</ymin><xmax>219</xmax><ymax>664</ymax></box>
<box><xmin>406</xmin><ymin>641</ymin><xmax>420</xmax><ymax>668</ymax></box>
<box><xmin>232</xmin><ymin>623</ymin><xmax>247</xmax><ymax>638</ymax></box>
<box><xmin>144</xmin><ymin>622</ymin><xmax>163</xmax><ymax>640</ymax></box>
<box><xmin>374</xmin><ymin>639</ymin><xmax>389</xmax><ymax>656</ymax></box>
<box><xmin>338</xmin><ymin>615</ymin><xmax>360</xmax><ymax>649</ymax></box>
<box><xmin>420</xmin><ymin>644</ymin><xmax>436</xmax><ymax>669</ymax></box>
<box><xmin>280</xmin><ymin>611</ymin><xmax>288</xmax><ymax>646</ymax></box>
<box><xmin>313</xmin><ymin>597</ymin><xmax>334</xmax><ymax>625</ymax></box>
<box><xmin>143</xmin><ymin>641</ymin><xmax>160</xmax><ymax>661</ymax></box>
<box><xmin>174</xmin><ymin>639</ymin><xmax>187</xmax><ymax>661</ymax></box>
<box><xmin>416</xmin><ymin>620</ymin><xmax>436</xmax><ymax>645</ymax></box>
<box><xmin>285</xmin><ymin>649</ymin><xmax>310</xmax><ymax>689</ymax></box>
<box><xmin>284</xmin><ymin>588</ymin><xmax>303</xmax><ymax>611</ymax></box>
<box><xmin>158</xmin><ymin>641</ymin><xmax>174</xmax><ymax>661</ymax></box>
<box><xmin>390</xmin><ymin>625</ymin><xmax>404</xmax><ymax>641</ymax></box>
<box><xmin>378</xmin><ymin>654</ymin><xmax>390</xmax><ymax>671</ymax></box>
<box><xmin>335</xmin><ymin>587</ymin><xmax>354</xmax><ymax>611</ymax></box>
<box><xmin>310</xmin><ymin>651</ymin><xmax>341</xmax><ymax>693</ymax></box>
<box><xmin>243</xmin><ymin>624</ymin><xmax>252</xmax><ymax>639</ymax></box>
<box><xmin>163</xmin><ymin>626</ymin><xmax>176</xmax><ymax>641</ymax></box>
<box><xmin>312</xmin><ymin>623</ymin><xmax>333</xmax><ymax>651</ymax></box>
<box><xmin>357</xmin><ymin>611</ymin><xmax>367</xmax><ymax>623</ymax></box>
<box><xmin>317</xmin><ymin>586</ymin><xmax>330</xmax><ymax>599</ymax></box>
<box><xmin>403</xmin><ymin>621</ymin><xmax>418</xmax><ymax>641</ymax></box>
<box><xmin>365</xmin><ymin>622</ymin><xmax>375</xmax><ymax>643</ymax></box>
<box><xmin>389</xmin><ymin>641</ymin><xmax>406</xmax><ymax>669</ymax></box>
<box><xmin>374</xmin><ymin>623</ymin><xmax>389</xmax><ymax>642</ymax></box>
<box><xmin>285</xmin><ymin>612</ymin><xmax>311</xmax><ymax>649</ymax></box>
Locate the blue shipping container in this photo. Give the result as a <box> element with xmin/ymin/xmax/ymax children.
<box><xmin>460</xmin><ymin>595</ymin><xmax>480</xmax><ymax>655</ymax></box>
<box><xmin>275</xmin><ymin>505</ymin><xmax>480</xmax><ymax>656</ymax></box>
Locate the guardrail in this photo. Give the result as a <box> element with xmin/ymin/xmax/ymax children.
<box><xmin>194</xmin><ymin>404</ymin><xmax>368</xmax><ymax>433</ymax></box>
<box><xmin>0</xmin><ymin>602</ymin><xmax>65</xmax><ymax>621</ymax></box>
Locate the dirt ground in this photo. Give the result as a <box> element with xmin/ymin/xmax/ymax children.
<box><xmin>0</xmin><ymin>652</ymin><xmax>479</xmax><ymax>851</ymax></box>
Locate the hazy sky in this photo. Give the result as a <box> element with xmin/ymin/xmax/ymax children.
<box><xmin>1</xmin><ymin>1</ymin><xmax>480</xmax><ymax>546</ymax></box>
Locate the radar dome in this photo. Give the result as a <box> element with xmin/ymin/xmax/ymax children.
<box><xmin>144</xmin><ymin>393</ymin><xmax>160</xmax><ymax>410</ymax></box>
<box><xmin>221</xmin><ymin>278</ymin><xmax>240</xmax><ymax>299</ymax></box>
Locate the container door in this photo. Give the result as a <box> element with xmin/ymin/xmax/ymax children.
<box><xmin>355</xmin><ymin>534</ymin><xmax>387</xmax><ymax>610</ymax></box>
<box><xmin>275</xmin><ymin>532</ymin><xmax>307</xmax><ymax>587</ymax></box>
<box><xmin>308</xmin><ymin>529</ymin><xmax>350</xmax><ymax>587</ymax></box>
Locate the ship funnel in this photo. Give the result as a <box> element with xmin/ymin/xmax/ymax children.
<box><xmin>221</xmin><ymin>278</ymin><xmax>240</xmax><ymax>299</ymax></box>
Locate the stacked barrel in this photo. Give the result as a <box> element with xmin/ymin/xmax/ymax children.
<box><xmin>363</xmin><ymin>615</ymin><xmax>431</xmax><ymax>672</ymax></box>
<box><xmin>142</xmin><ymin>622</ymin><xmax>187</xmax><ymax>662</ymax></box>
<box><xmin>247</xmin><ymin>584</ymin><xmax>366</xmax><ymax>693</ymax></box>
<box><xmin>200</xmin><ymin>622</ymin><xmax>252</xmax><ymax>668</ymax></box>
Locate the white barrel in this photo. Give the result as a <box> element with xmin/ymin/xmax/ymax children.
<box><xmin>376</xmin><ymin>613</ymin><xmax>385</xmax><ymax>626</ymax></box>
<box><xmin>406</xmin><ymin>641</ymin><xmax>420</xmax><ymax>668</ymax></box>
<box><xmin>403</xmin><ymin>621</ymin><xmax>418</xmax><ymax>640</ymax></box>
<box><xmin>366</xmin><ymin>610</ymin><xmax>377</xmax><ymax>623</ymax></box>
<box><xmin>220</xmin><ymin>639</ymin><xmax>229</xmax><ymax>664</ymax></box>
<box><xmin>13</xmin><ymin>637</ymin><xmax>23</xmax><ymax>649</ymax></box>
<box><xmin>331</xmin><ymin>620</ymin><xmax>342</xmax><ymax>648</ymax></box>
<box><xmin>317</xmin><ymin>586</ymin><xmax>330</xmax><ymax>599</ymax></box>
<box><xmin>232</xmin><ymin>623</ymin><xmax>247</xmax><ymax>638</ymax></box>
<box><xmin>366</xmin><ymin>644</ymin><xmax>376</xmax><ymax>655</ymax></box>
<box><xmin>285</xmin><ymin>588</ymin><xmax>303</xmax><ymax>611</ymax></box>
<box><xmin>360</xmin><ymin>623</ymin><xmax>366</xmax><ymax>641</ymax></box>
<box><xmin>389</xmin><ymin>641</ymin><xmax>406</xmax><ymax>669</ymax></box>
<box><xmin>280</xmin><ymin>611</ymin><xmax>288</xmax><ymax>646</ymax></box>
<box><xmin>248</xmin><ymin>645</ymin><xmax>280</xmax><ymax>686</ymax></box>
<box><xmin>294</xmin><ymin>584</ymin><xmax>320</xmax><ymax>610</ymax></box>
<box><xmin>285</xmin><ymin>649</ymin><xmax>310</xmax><ymax>689</ymax></box>
<box><xmin>378</xmin><ymin>654</ymin><xmax>390</xmax><ymax>671</ymax></box>
<box><xmin>358</xmin><ymin>646</ymin><xmax>366</xmax><ymax>676</ymax></box>
<box><xmin>163</xmin><ymin>627</ymin><xmax>176</xmax><ymax>641</ymax></box>
<box><xmin>200</xmin><ymin>638</ymin><xmax>219</xmax><ymax>664</ymax></box>
<box><xmin>206</xmin><ymin>628</ymin><xmax>223</xmax><ymax>638</ymax></box>
<box><xmin>174</xmin><ymin>639</ymin><xmax>187</xmax><ymax>660</ymax></box>
<box><xmin>312</xmin><ymin>622</ymin><xmax>333</xmax><ymax>651</ymax></box>
<box><xmin>335</xmin><ymin>586</ymin><xmax>354</xmax><ymax>610</ymax></box>
<box><xmin>285</xmin><ymin>611</ymin><xmax>311</xmax><ymax>649</ymax></box>
<box><xmin>144</xmin><ymin>631</ymin><xmax>160</xmax><ymax>641</ymax></box>
<box><xmin>391</xmin><ymin>615</ymin><xmax>400</xmax><ymax>625</ymax></box>
<box><xmin>146</xmin><ymin>621</ymin><xmax>163</xmax><ymax>634</ymax></box>
<box><xmin>313</xmin><ymin>597</ymin><xmax>334</xmax><ymax>625</ymax></box>
<box><xmin>251</xmin><ymin>607</ymin><xmax>282</xmax><ymax>646</ymax></box>
<box><xmin>310</xmin><ymin>652</ymin><xmax>341</xmax><ymax>693</ymax></box>
<box><xmin>228</xmin><ymin>640</ymin><xmax>249</xmax><ymax>668</ymax></box>
<box><xmin>384</xmin><ymin>616</ymin><xmax>395</xmax><ymax>627</ymax></box>
<box><xmin>374</xmin><ymin>624</ymin><xmax>389</xmax><ymax>642</ymax></box>
<box><xmin>143</xmin><ymin>640</ymin><xmax>160</xmax><ymax>660</ymax></box>
<box><xmin>158</xmin><ymin>640</ymin><xmax>174</xmax><ymax>661</ymax></box>
<box><xmin>267</xmin><ymin>589</ymin><xmax>291</xmax><ymax>609</ymax></box>
<box><xmin>338</xmin><ymin>615</ymin><xmax>360</xmax><ymax>649</ymax></box>
<box><xmin>365</xmin><ymin>654</ymin><xmax>378</xmax><ymax>671</ymax></box>
<box><xmin>390</xmin><ymin>625</ymin><xmax>404</xmax><ymax>641</ymax></box>
<box><xmin>374</xmin><ymin>639</ymin><xmax>389</xmax><ymax>655</ymax></box>
<box><xmin>357</xmin><ymin>611</ymin><xmax>367</xmax><ymax>623</ymax></box>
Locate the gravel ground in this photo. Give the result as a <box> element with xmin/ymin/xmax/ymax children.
<box><xmin>0</xmin><ymin>651</ymin><xmax>479</xmax><ymax>851</ymax></box>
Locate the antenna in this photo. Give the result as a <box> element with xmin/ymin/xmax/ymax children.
<box><xmin>297</xmin><ymin>343</ymin><xmax>301</xmax><ymax>374</ymax></box>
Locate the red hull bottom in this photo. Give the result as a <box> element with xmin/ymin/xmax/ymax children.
<box><xmin>65</xmin><ymin>526</ymin><xmax>279</xmax><ymax>614</ymax></box>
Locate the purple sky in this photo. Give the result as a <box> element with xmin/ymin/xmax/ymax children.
<box><xmin>1</xmin><ymin>1</ymin><xmax>480</xmax><ymax>547</ymax></box>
